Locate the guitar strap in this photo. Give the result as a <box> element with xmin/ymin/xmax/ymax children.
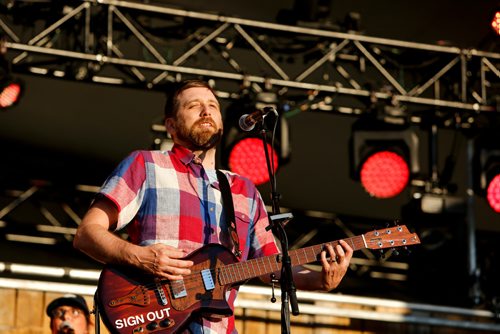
<box><xmin>216</xmin><ymin>170</ymin><xmax>242</xmax><ymax>259</ymax></box>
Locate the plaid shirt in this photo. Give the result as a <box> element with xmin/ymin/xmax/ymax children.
<box><xmin>99</xmin><ymin>144</ymin><xmax>279</xmax><ymax>334</ymax></box>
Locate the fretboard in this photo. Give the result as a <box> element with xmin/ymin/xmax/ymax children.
<box><xmin>218</xmin><ymin>235</ymin><xmax>366</xmax><ymax>285</ymax></box>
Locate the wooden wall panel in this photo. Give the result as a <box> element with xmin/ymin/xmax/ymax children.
<box><xmin>16</xmin><ymin>290</ymin><xmax>45</xmax><ymax>329</ymax></box>
<box><xmin>0</xmin><ymin>288</ymin><xmax>17</xmax><ymax>332</ymax></box>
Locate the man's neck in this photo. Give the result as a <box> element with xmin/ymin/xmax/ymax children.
<box><xmin>191</xmin><ymin>148</ymin><xmax>217</xmax><ymax>169</ymax></box>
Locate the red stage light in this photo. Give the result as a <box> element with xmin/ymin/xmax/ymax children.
<box><xmin>360</xmin><ymin>150</ymin><xmax>410</xmax><ymax>198</ymax></box>
<box><xmin>487</xmin><ymin>173</ymin><xmax>500</xmax><ymax>213</ymax></box>
<box><xmin>492</xmin><ymin>11</ymin><xmax>500</xmax><ymax>35</ymax></box>
<box><xmin>228</xmin><ymin>137</ymin><xmax>278</xmax><ymax>185</ymax></box>
<box><xmin>0</xmin><ymin>82</ymin><xmax>22</xmax><ymax>108</ymax></box>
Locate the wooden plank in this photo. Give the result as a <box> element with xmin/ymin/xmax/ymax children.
<box><xmin>237</xmin><ymin>308</ymin><xmax>269</xmax><ymax>334</ymax></box>
<box><xmin>0</xmin><ymin>288</ymin><xmax>16</xmax><ymax>329</ymax></box>
<box><xmin>16</xmin><ymin>290</ymin><xmax>45</xmax><ymax>328</ymax></box>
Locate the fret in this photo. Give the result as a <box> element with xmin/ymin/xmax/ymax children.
<box><xmin>235</xmin><ymin>263</ymin><xmax>242</xmax><ymax>281</ymax></box>
<box><xmin>250</xmin><ymin>260</ymin><xmax>259</xmax><ymax>277</ymax></box>
<box><xmin>222</xmin><ymin>267</ymin><xmax>227</xmax><ymax>285</ymax></box>
<box><xmin>233</xmin><ymin>263</ymin><xmax>240</xmax><ymax>282</ymax></box>
<box><xmin>261</xmin><ymin>258</ymin><xmax>266</xmax><ymax>276</ymax></box>
<box><xmin>223</xmin><ymin>265</ymin><xmax>229</xmax><ymax>284</ymax></box>
<box><xmin>249</xmin><ymin>259</ymin><xmax>256</xmax><ymax>277</ymax></box>
<box><xmin>242</xmin><ymin>261</ymin><xmax>250</xmax><ymax>280</ymax></box>
<box><xmin>267</xmin><ymin>258</ymin><xmax>273</xmax><ymax>275</ymax></box>
<box><xmin>316</xmin><ymin>244</ymin><xmax>322</xmax><ymax>260</ymax></box>
<box><xmin>239</xmin><ymin>263</ymin><xmax>246</xmax><ymax>281</ymax></box>
<box><xmin>218</xmin><ymin>268</ymin><xmax>224</xmax><ymax>285</ymax></box>
<box><xmin>229</xmin><ymin>263</ymin><xmax>237</xmax><ymax>283</ymax></box>
<box><xmin>258</xmin><ymin>258</ymin><xmax>263</xmax><ymax>276</ymax></box>
<box><xmin>294</xmin><ymin>249</ymin><xmax>300</xmax><ymax>266</ymax></box>
<box><xmin>236</xmin><ymin>263</ymin><xmax>243</xmax><ymax>281</ymax></box>
<box><xmin>302</xmin><ymin>247</ymin><xmax>309</xmax><ymax>264</ymax></box>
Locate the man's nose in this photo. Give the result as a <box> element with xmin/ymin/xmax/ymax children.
<box><xmin>60</xmin><ymin>311</ymin><xmax>71</xmax><ymax>320</ymax></box>
<box><xmin>200</xmin><ymin>104</ymin><xmax>211</xmax><ymax>117</ymax></box>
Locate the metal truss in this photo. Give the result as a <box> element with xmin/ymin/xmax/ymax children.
<box><xmin>0</xmin><ymin>183</ymin><xmax>96</xmax><ymax>246</ymax></box>
<box><xmin>0</xmin><ymin>0</ymin><xmax>498</xmax><ymax>293</ymax></box>
<box><xmin>0</xmin><ymin>0</ymin><xmax>499</xmax><ymax>117</ymax></box>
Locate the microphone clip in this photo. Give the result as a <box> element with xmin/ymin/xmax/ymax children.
<box><xmin>238</xmin><ymin>106</ymin><xmax>278</xmax><ymax>132</ymax></box>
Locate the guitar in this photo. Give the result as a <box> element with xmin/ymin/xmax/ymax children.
<box><xmin>96</xmin><ymin>225</ymin><xmax>420</xmax><ymax>334</ymax></box>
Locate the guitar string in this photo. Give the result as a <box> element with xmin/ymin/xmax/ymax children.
<box><xmin>126</xmin><ymin>237</ymin><xmax>375</xmax><ymax>290</ymax></box>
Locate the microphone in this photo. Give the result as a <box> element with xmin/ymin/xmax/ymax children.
<box><xmin>238</xmin><ymin>106</ymin><xmax>278</xmax><ymax>131</ymax></box>
<box><xmin>58</xmin><ymin>321</ymin><xmax>75</xmax><ymax>334</ymax></box>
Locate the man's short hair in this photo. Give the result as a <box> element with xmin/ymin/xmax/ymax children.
<box><xmin>163</xmin><ymin>79</ymin><xmax>216</xmax><ymax>119</ymax></box>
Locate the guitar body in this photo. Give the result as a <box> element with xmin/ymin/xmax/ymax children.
<box><xmin>97</xmin><ymin>244</ymin><xmax>239</xmax><ymax>334</ymax></box>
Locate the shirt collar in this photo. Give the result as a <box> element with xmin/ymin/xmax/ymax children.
<box><xmin>171</xmin><ymin>144</ymin><xmax>221</xmax><ymax>188</ymax></box>
<box><xmin>171</xmin><ymin>144</ymin><xmax>199</xmax><ymax>165</ymax></box>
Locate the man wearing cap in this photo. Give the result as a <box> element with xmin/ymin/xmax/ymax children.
<box><xmin>46</xmin><ymin>294</ymin><xmax>92</xmax><ymax>334</ymax></box>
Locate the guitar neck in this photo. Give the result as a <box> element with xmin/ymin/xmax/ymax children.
<box><xmin>219</xmin><ymin>235</ymin><xmax>365</xmax><ymax>286</ymax></box>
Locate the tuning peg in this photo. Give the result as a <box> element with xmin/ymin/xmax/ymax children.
<box><xmin>394</xmin><ymin>219</ymin><xmax>400</xmax><ymax>226</ymax></box>
<box><xmin>392</xmin><ymin>248</ymin><xmax>399</xmax><ymax>256</ymax></box>
<box><xmin>379</xmin><ymin>249</ymin><xmax>385</xmax><ymax>259</ymax></box>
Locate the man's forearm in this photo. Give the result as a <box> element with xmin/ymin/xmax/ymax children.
<box><xmin>73</xmin><ymin>223</ymin><xmax>145</xmax><ymax>267</ymax></box>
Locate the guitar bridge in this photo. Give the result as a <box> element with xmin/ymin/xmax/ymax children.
<box><xmin>155</xmin><ymin>278</ymin><xmax>168</xmax><ymax>306</ymax></box>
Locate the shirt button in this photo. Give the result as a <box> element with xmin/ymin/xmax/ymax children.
<box><xmin>210</xmin><ymin>207</ymin><xmax>214</xmax><ymax>212</ymax></box>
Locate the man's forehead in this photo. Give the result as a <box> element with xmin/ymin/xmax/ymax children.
<box><xmin>179</xmin><ymin>87</ymin><xmax>218</xmax><ymax>103</ymax></box>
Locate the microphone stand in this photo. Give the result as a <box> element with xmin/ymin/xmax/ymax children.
<box><xmin>258</xmin><ymin>117</ymin><xmax>299</xmax><ymax>334</ymax></box>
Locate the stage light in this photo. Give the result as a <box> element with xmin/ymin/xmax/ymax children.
<box><xmin>475</xmin><ymin>132</ymin><xmax>500</xmax><ymax>213</ymax></box>
<box><xmin>0</xmin><ymin>40</ymin><xmax>23</xmax><ymax>110</ymax></box>
<box><xmin>491</xmin><ymin>11</ymin><xmax>500</xmax><ymax>36</ymax></box>
<box><xmin>228</xmin><ymin>137</ymin><xmax>279</xmax><ymax>186</ymax></box>
<box><xmin>350</xmin><ymin>119</ymin><xmax>419</xmax><ymax>199</ymax></box>
<box><xmin>221</xmin><ymin>93</ymin><xmax>290</xmax><ymax>186</ymax></box>
<box><xmin>0</xmin><ymin>79</ymin><xmax>23</xmax><ymax>109</ymax></box>
<box><xmin>360</xmin><ymin>150</ymin><xmax>410</xmax><ymax>198</ymax></box>
<box><xmin>487</xmin><ymin>174</ymin><xmax>500</xmax><ymax>212</ymax></box>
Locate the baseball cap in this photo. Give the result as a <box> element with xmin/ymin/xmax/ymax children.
<box><xmin>46</xmin><ymin>294</ymin><xmax>90</xmax><ymax>317</ymax></box>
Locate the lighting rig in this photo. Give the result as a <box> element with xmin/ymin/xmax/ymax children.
<box><xmin>0</xmin><ymin>0</ymin><xmax>500</xmax><ymax>308</ymax></box>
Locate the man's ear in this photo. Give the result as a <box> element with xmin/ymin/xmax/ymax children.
<box><xmin>165</xmin><ymin>117</ymin><xmax>176</xmax><ymax>135</ymax></box>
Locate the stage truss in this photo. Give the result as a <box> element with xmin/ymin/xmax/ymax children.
<box><xmin>0</xmin><ymin>0</ymin><xmax>499</xmax><ymax>119</ymax></box>
<box><xmin>1</xmin><ymin>0</ymin><xmax>500</xmax><ymax>303</ymax></box>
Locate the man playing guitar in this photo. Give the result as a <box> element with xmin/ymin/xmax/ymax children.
<box><xmin>73</xmin><ymin>79</ymin><xmax>353</xmax><ymax>334</ymax></box>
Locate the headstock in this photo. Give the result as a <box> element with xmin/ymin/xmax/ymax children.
<box><xmin>363</xmin><ymin>225</ymin><xmax>420</xmax><ymax>250</ymax></box>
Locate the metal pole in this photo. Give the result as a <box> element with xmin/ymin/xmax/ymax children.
<box><xmin>430</xmin><ymin>124</ymin><xmax>439</xmax><ymax>185</ymax></box>
<box><xmin>466</xmin><ymin>137</ymin><xmax>482</xmax><ymax>305</ymax></box>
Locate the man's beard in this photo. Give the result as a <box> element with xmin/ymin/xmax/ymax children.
<box><xmin>175</xmin><ymin>117</ymin><xmax>223</xmax><ymax>151</ymax></box>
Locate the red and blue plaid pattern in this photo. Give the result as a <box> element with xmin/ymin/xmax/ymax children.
<box><xmin>99</xmin><ymin>144</ymin><xmax>279</xmax><ymax>333</ymax></box>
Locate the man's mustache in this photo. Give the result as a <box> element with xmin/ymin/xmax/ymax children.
<box><xmin>193</xmin><ymin>117</ymin><xmax>217</xmax><ymax>128</ymax></box>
